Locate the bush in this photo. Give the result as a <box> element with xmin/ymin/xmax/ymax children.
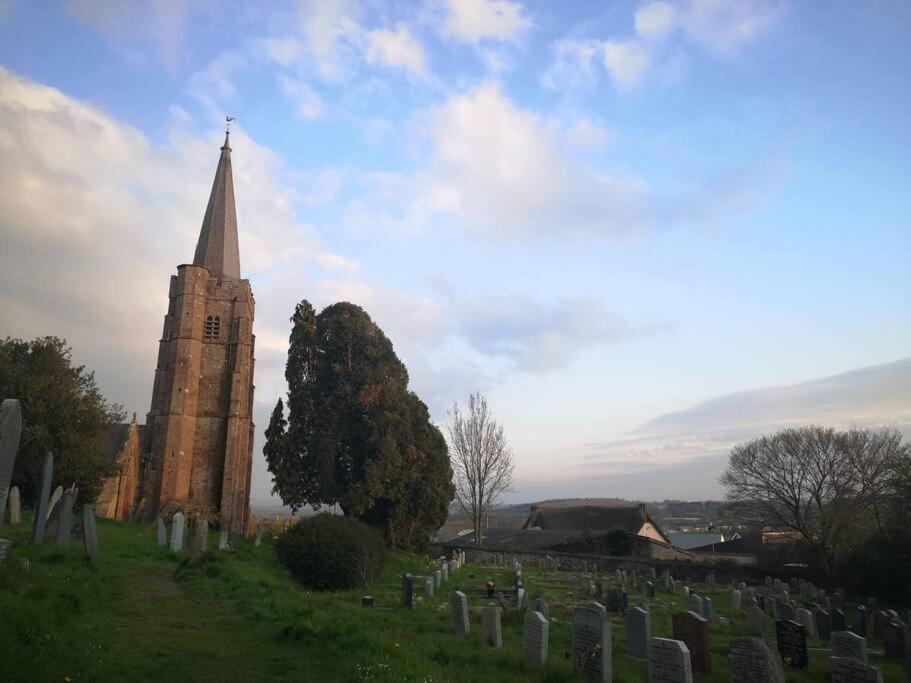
<box><xmin>275</xmin><ymin>514</ymin><xmax>385</xmax><ymax>591</ymax></box>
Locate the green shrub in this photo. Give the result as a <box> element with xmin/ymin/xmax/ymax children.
<box><xmin>275</xmin><ymin>514</ymin><xmax>385</xmax><ymax>591</ymax></box>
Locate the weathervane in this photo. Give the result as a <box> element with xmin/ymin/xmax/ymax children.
<box><xmin>225</xmin><ymin>116</ymin><xmax>236</xmax><ymax>133</ymax></box>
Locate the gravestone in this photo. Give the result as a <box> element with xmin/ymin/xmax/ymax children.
<box><xmin>572</xmin><ymin>601</ymin><xmax>611</xmax><ymax>682</ymax></box>
<box><xmin>0</xmin><ymin>538</ymin><xmax>10</xmax><ymax>562</ymax></box>
<box><xmin>523</xmin><ymin>611</ymin><xmax>549</xmax><ymax>667</ymax></box>
<box><xmin>775</xmin><ymin>619</ymin><xmax>808</xmax><ymax>669</ymax></box>
<box><xmin>682</xmin><ymin>586</ymin><xmax>690</xmax><ymax>598</ymax></box>
<box><xmin>9</xmin><ymin>486</ymin><xmax>20</xmax><ymax>524</ymax></box>
<box><xmin>0</xmin><ymin>399</ymin><xmax>22</xmax><ymax>529</ymax></box>
<box><xmin>728</xmin><ymin>636</ymin><xmax>785</xmax><ymax>683</ymax></box>
<box><xmin>778</xmin><ymin>602</ymin><xmax>794</xmax><ymax>621</ymax></box>
<box><xmin>441</xmin><ymin>561</ymin><xmax>449</xmax><ymax>583</ymax></box>
<box><xmin>747</xmin><ymin>605</ymin><xmax>767</xmax><ymax>636</ymax></box>
<box><xmin>169</xmin><ymin>511</ymin><xmax>186</xmax><ymax>551</ymax></box>
<box><xmin>702</xmin><ymin>596</ymin><xmax>712</xmax><ymax>620</ymax></box>
<box><xmin>361</xmin><ymin>596</ymin><xmax>373</xmax><ymax>608</ymax></box>
<box><xmin>648</xmin><ymin>637</ymin><xmax>693</xmax><ymax>683</ymax></box>
<box><xmin>816</xmin><ymin>609</ymin><xmax>832</xmax><ymax>641</ymax></box>
<box><xmin>854</xmin><ymin>605</ymin><xmax>868</xmax><ymax>636</ymax></box>
<box><xmin>765</xmin><ymin>596</ymin><xmax>778</xmax><ymax>618</ymax></box>
<box><xmin>831</xmin><ymin>631</ymin><xmax>868</xmax><ymax>663</ymax></box>
<box><xmin>534</xmin><ymin>597</ymin><xmax>549</xmax><ymax>620</ymax></box>
<box><xmin>402</xmin><ymin>573</ymin><xmax>414</xmax><ymax>608</ymax></box>
<box><xmin>218</xmin><ymin>530</ymin><xmax>230</xmax><ymax>551</ymax></box>
<box><xmin>832</xmin><ymin>608</ymin><xmax>846</xmax><ymax>632</ymax></box>
<box><xmin>647</xmin><ymin>581</ymin><xmax>655</xmax><ymax>598</ymax></box>
<box><xmin>156</xmin><ymin>518</ymin><xmax>167</xmax><ymax>546</ymax></box>
<box><xmin>47</xmin><ymin>485</ymin><xmax>64</xmax><ymax>521</ymax></box>
<box><xmin>829</xmin><ymin>656</ymin><xmax>883</xmax><ymax>683</ymax></box>
<box><xmin>672</xmin><ymin>611</ymin><xmax>711</xmax><ymax>674</ymax></box>
<box><xmin>706</xmin><ymin>573</ymin><xmax>715</xmax><ymax>588</ymax></box>
<box><xmin>497</xmin><ymin>593</ymin><xmax>510</xmax><ymax>615</ymax></box>
<box><xmin>483</xmin><ymin>604</ymin><xmax>502</xmax><ymax>648</ymax></box>
<box><xmin>731</xmin><ymin>589</ymin><xmax>742</xmax><ymax>611</ymax></box>
<box><xmin>30</xmin><ymin>452</ymin><xmax>53</xmax><ymax>545</ymax></box>
<box><xmin>796</xmin><ymin>608</ymin><xmax>817</xmax><ymax>638</ymax></box>
<box><xmin>690</xmin><ymin>594</ymin><xmax>703</xmax><ymax>615</ymax></box>
<box><xmin>425</xmin><ymin>576</ymin><xmax>433</xmax><ymax>597</ymax></box>
<box><xmin>883</xmin><ymin>620</ymin><xmax>908</xmax><ymax>660</ymax></box>
<box><xmin>434</xmin><ymin>569</ymin><xmax>441</xmax><ymax>588</ymax></box>
<box><xmin>452</xmin><ymin>591</ymin><xmax>469</xmax><ymax>634</ymax></box>
<box><xmin>872</xmin><ymin>611</ymin><xmax>889</xmax><ymax>641</ymax></box>
<box><xmin>625</xmin><ymin>605</ymin><xmax>651</xmax><ymax>660</ymax></box>
<box><xmin>54</xmin><ymin>490</ymin><xmax>75</xmax><ymax>547</ymax></box>
<box><xmin>82</xmin><ymin>504</ymin><xmax>98</xmax><ymax>558</ymax></box>
<box><xmin>191</xmin><ymin>517</ymin><xmax>208</xmax><ymax>559</ymax></box>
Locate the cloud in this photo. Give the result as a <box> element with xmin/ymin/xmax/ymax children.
<box><xmin>188</xmin><ymin>50</ymin><xmax>248</xmax><ymax>107</ymax></box>
<box><xmin>441</xmin><ymin>0</ymin><xmax>531</xmax><ymax>44</ymax></box>
<box><xmin>602</xmin><ymin>39</ymin><xmax>653</xmax><ymax>90</ymax></box>
<box><xmin>364</xmin><ymin>24</ymin><xmax>428</xmax><ymax>79</ymax></box>
<box><xmin>278</xmin><ymin>75</ymin><xmax>325</xmax><ymax>119</ymax></box>
<box><xmin>540</xmin><ymin>38</ymin><xmax>601</xmax><ymax>91</ymax></box>
<box><xmin>683</xmin><ymin>0</ymin><xmax>787</xmax><ymax>55</ymax></box>
<box><xmin>635</xmin><ymin>1</ymin><xmax>677</xmax><ymax>42</ymax></box>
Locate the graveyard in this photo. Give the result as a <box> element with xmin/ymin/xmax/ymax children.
<box><xmin>1</xmin><ymin>504</ymin><xmax>908</xmax><ymax>682</ymax></box>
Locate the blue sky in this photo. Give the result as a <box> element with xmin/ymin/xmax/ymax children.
<box><xmin>1</xmin><ymin>0</ymin><xmax>909</xmax><ymax>504</ymax></box>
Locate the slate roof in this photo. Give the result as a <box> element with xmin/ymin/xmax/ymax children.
<box><xmin>522</xmin><ymin>504</ymin><xmax>660</xmax><ymax>536</ymax></box>
<box><xmin>668</xmin><ymin>532</ymin><xmax>725</xmax><ymax>550</ymax></box>
<box><xmin>448</xmin><ymin>528</ymin><xmax>587</xmax><ymax>552</ymax></box>
<box><xmin>193</xmin><ymin>132</ymin><xmax>241</xmax><ymax>279</ymax></box>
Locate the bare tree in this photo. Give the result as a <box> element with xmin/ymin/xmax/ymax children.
<box><xmin>447</xmin><ymin>393</ymin><xmax>515</xmax><ymax>547</ymax></box>
<box><xmin>720</xmin><ymin>425</ymin><xmax>907</xmax><ymax>575</ymax></box>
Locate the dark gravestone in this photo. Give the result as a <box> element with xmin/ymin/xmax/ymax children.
<box><xmin>816</xmin><ymin>609</ymin><xmax>832</xmax><ymax>641</ymax></box>
<box><xmin>883</xmin><ymin>620</ymin><xmax>908</xmax><ymax>660</ymax></box>
<box><xmin>625</xmin><ymin>605</ymin><xmax>651</xmax><ymax>660</ymax></box>
<box><xmin>647</xmin><ymin>581</ymin><xmax>655</xmax><ymax>598</ymax></box>
<box><xmin>778</xmin><ymin>602</ymin><xmax>795</xmax><ymax>621</ymax></box>
<box><xmin>30</xmin><ymin>452</ymin><xmax>53</xmax><ymax>545</ymax></box>
<box><xmin>0</xmin><ymin>399</ymin><xmax>22</xmax><ymax>529</ymax></box>
<box><xmin>728</xmin><ymin>636</ymin><xmax>785</xmax><ymax>683</ymax></box>
<box><xmin>672</xmin><ymin>611</ymin><xmax>711</xmax><ymax>674</ymax></box>
<box><xmin>402</xmin><ymin>573</ymin><xmax>414</xmax><ymax>609</ymax></box>
<box><xmin>82</xmin><ymin>504</ymin><xmax>98</xmax><ymax>558</ymax></box>
<box><xmin>775</xmin><ymin>619</ymin><xmax>808</xmax><ymax>669</ymax></box>
<box><xmin>829</xmin><ymin>656</ymin><xmax>884</xmax><ymax>683</ymax></box>
<box><xmin>54</xmin><ymin>490</ymin><xmax>75</xmax><ymax>547</ymax></box>
<box><xmin>523</xmin><ymin>611</ymin><xmax>549</xmax><ymax>667</ymax></box>
<box><xmin>832</xmin><ymin>608</ymin><xmax>846</xmax><ymax>632</ymax></box>
<box><xmin>854</xmin><ymin>605</ymin><xmax>868</xmax><ymax>636</ymax></box>
<box><xmin>571</xmin><ymin>601</ymin><xmax>610</xmax><ymax>682</ymax></box>
<box><xmin>872</xmin><ymin>611</ymin><xmax>889</xmax><ymax>641</ymax></box>
<box><xmin>361</xmin><ymin>596</ymin><xmax>373</xmax><ymax>608</ymax></box>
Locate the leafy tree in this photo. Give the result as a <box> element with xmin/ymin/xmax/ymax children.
<box><xmin>0</xmin><ymin>337</ymin><xmax>125</xmax><ymax>504</ymax></box>
<box><xmin>720</xmin><ymin>425</ymin><xmax>908</xmax><ymax>575</ymax></box>
<box><xmin>264</xmin><ymin>301</ymin><xmax>454</xmax><ymax>548</ymax></box>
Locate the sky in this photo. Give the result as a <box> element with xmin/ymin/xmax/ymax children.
<box><xmin>0</xmin><ymin>0</ymin><xmax>909</xmax><ymax>505</ymax></box>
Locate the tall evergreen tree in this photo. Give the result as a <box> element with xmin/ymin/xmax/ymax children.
<box><xmin>265</xmin><ymin>301</ymin><xmax>453</xmax><ymax>548</ymax></box>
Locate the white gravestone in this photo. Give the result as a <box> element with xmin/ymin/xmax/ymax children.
<box><xmin>170</xmin><ymin>512</ymin><xmax>186</xmax><ymax>552</ymax></box>
<box><xmin>731</xmin><ymin>589</ymin><xmax>742</xmax><ymax>611</ymax></box>
<box><xmin>523</xmin><ymin>611</ymin><xmax>549</xmax><ymax>667</ymax></box>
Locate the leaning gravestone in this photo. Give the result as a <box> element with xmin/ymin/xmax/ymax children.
<box><xmin>8</xmin><ymin>486</ymin><xmax>21</xmax><ymax>524</ymax></box>
<box><xmin>832</xmin><ymin>631</ymin><xmax>868</xmax><ymax>663</ymax></box>
<box><xmin>883</xmin><ymin>620</ymin><xmax>908</xmax><ymax>660</ymax></box>
<box><xmin>156</xmin><ymin>518</ymin><xmax>167</xmax><ymax>546</ymax></box>
<box><xmin>47</xmin><ymin>485</ymin><xmax>64</xmax><ymax>521</ymax></box>
<box><xmin>572</xmin><ymin>601</ymin><xmax>611</xmax><ymax>682</ymax></box>
<box><xmin>82</xmin><ymin>504</ymin><xmax>98</xmax><ymax>558</ymax></box>
<box><xmin>523</xmin><ymin>611</ymin><xmax>549</xmax><ymax>667</ymax></box>
<box><xmin>169</xmin><ymin>511</ymin><xmax>186</xmax><ymax>552</ymax></box>
<box><xmin>728</xmin><ymin>636</ymin><xmax>785</xmax><ymax>683</ymax></box>
<box><xmin>672</xmin><ymin>611</ymin><xmax>711</xmax><ymax>674</ymax></box>
<box><xmin>830</xmin><ymin>656</ymin><xmax>883</xmax><ymax>683</ymax></box>
<box><xmin>648</xmin><ymin>637</ymin><xmax>693</xmax><ymax>683</ymax></box>
<box><xmin>483</xmin><ymin>604</ymin><xmax>502</xmax><ymax>648</ymax></box>
<box><xmin>54</xmin><ymin>490</ymin><xmax>75</xmax><ymax>547</ymax></box>
<box><xmin>30</xmin><ymin>452</ymin><xmax>53</xmax><ymax>544</ymax></box>
<box><xmin>452</xmin><ymin>591</ymin><xmax>469</xmax><ymax>634</ymax></box>
<box><xmin>625</xmin><ymin>605</ymin><xmax>651</xmax><ymax>660</ymax></box>
<box><xmin>0</xmin><ymin>399</ymin><xmax>22</xmax><ymax>529</ymax></box>
<box><xmin>534</xmin><ymin>597</ymin><xmax>549</xmax><ymax>620</ymax></box>
<box><xmin>776</xmin><ymin>619</ymin><xmax>808</xmax><ymax>669</ymax></box>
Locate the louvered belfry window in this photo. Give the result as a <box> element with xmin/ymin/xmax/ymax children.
<box><xmin>204</xmin><ymin>315</ymin><xmax>221</xmax><ymax>340</ymax></box>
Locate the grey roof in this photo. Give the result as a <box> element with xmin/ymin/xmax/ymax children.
<box><xmin>521</xmin><ymin>504</ymin><xmax>668</xmax><ymax>542</ymax></box>
<box><xmin>193</xmin><ymin>132</ymin><xmax>240</xmax><ymax>279</ymax></box>
<box><xmin>668</xmin><ymin>532</ymin><xmax>725</xmax><ymax>550</ymax></box>
<box><xmin>448</xmin><ymin>528</ymin><xmax>586</xmax><ymax>552</ymax></box>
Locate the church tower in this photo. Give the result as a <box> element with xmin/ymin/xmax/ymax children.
<box><xmin>141</xmin><ymin>131</ymin><xmax>256</xmax><ymax>534</ymax></box>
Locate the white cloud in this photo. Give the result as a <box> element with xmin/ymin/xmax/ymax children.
<box><xmin>364</xmin><ymin>24</ymin><xmax>428</xmax><ymax>78</ymax></box>
<box><xmin>682</xmin><ymin>0</ymin><xmax>786</xmax><ymax>55</ymax></box>
<box><xmin>564</xmin><ymin>117</ymin><xmax>612</xmax><ymax>149</ymax></box>
<box><xmin>540</xmin><ymin>38</ymin><xmax>601</xmax><ymax>91</ymax></box>
<box><xmin>635</xmin><ymin>1</ymin><xmax>677</xmax><ymax>41</ymax></box>
<box><xmin>188</xmin><ymin>51</ymin><xmax>248</xmax><ymax>104</ymax></box>
<box><xmin>602</xmin><ymin>39</ymin><xmax>652</xmax><ymax>89</ymax></box>
<box><xmin>278</xmin><ymin>75</ymin><xmax>324</xmax><ymax>119</ymax></box>
<box><xmin>442</xmin><ymin>0</ymin><xmax>531</xmax><ymax>44</ymax></box>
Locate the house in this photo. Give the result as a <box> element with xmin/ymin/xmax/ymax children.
<box><xmin>522</xmin><ymin>503</ymin><xmax>671</xmax><ymax>544</ymax></box>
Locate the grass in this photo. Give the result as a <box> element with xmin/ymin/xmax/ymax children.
<box><xmin>0</xmin><ymin>513</ymin><xmax>906</xmax><ymax>682</ymax></box>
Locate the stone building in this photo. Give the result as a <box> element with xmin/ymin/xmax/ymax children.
<box><xmin>95</xmin><ymin>415</ymin><xmax>144</xmax><ymax>521</ymax></box>
<box><xmin>100</xmin><ymin>131</ymin><xmax>256</xmax><ymax>534</ymax></box>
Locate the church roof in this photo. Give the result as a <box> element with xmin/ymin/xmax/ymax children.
<box><xmin>193</xmin><ymin>132</ymin><xmax>241</xmax><ymax>279</ymax></box>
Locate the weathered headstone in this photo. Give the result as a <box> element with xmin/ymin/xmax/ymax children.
<box><xmin>82</xmin><ymin>503</ymin><xmax>98</xmax><ymax>558</ymax></box>
<box><xmin>191</xmin><ymin>517</ymin><xmax>208</xmax><ymax>559</ymax></box>
<box><xmin>702</xmin><ymin>596</ymin><xmax>712</xmax><ymax>620</ymax></box>
<box><xmin>690</xmin><ymin>594</ymin><xmax>703</xmax><ymax>615</ymax></box>
<box><xmin>883</xmin><ymin>620</ymin><xmax>908</xmax><ymax>660</ymax></box>
<box><xmin>796</xmin><ymin>607</ymin><xmax>817</xmax><ymax>638</ymax></box>
<box><xmin>625</xmin><ymin>605</ymin><xmax>651</xmax><ymax>660</ymax></box>
<box><xmin>47</xmin><ymin>485</ymin><xmax>64</xmax><ymax>521</ymax></box>
<box><xmin>647</xmin><ymin>581</ymin><xmax>655</xmax><ymax>598</ymax></box>
<box><xmin>534</xmin><ymin>597</ymin><xmax>549</xmax><ymax>620</ymax></box>
<box><xmin>441</xmin><ymin>561</ymin><xmax>449</xmax><ymax>583</ymax></box>
<box><xmin>0</xmin><ymin>399</ymin><xmax>22</xmax><ymax>529</ymax></box>
<box><xmin>778</xmin><ymin>601</ymin><xmax>795</xmax><ymax>621</ymax></box>
<box><xmin>854</xmin><ymin>605</ymin><xmax>868</xmax><ymax>636</ymax></box>
<box><xmin>169</xmin><ymin>511</ymin><xmax>186</xmax><ymax>551</ymax></box>
<box><xmin>765</xmin><ymin>596</ymin><xmax>778</xmax><ymax>619</ymax></box>
<box><xmin>217</xmin><ymin>530</ymin><xmax>230</xmax><ymax>551</ymax></box>
<box><xmin>452</xmin><ymin>591</ymin><xmax>469</xmax><ymax>634</ymax></box>
<box><xmin>54</xmin><ymin>490</ymin><xmax>75</xmax><ymax>547</ymax></box>
<box><xmin>517</xmin><ymin>587</ymin><xmax>528</xmax><ymax>612</ymax></box>
<box><xmin>362</xmin><ymin>595</ymin><xmax>373</xmax><ymax>608</ymax></box>
<box><xmin>816</xmin><ymin>608</ymin><xmax>832</xmax><ymax>641</ymax></box>
<box><xmin>425</xmin><ymin>576</ymin><xmax>434</xmax><ymax>597</ymax></box>
<box><xmin>832</xmin><ymin>608</ymin><xmax>846</xmax><ymax>632</ymax></box>
<box><xmin>523</xmin><ymin>611</ymin><xmax>549</xmax><ymax>667</ymax></box>
<box><xmin>775</xmin><ymin>619</ymin><xmax>808</xmax><ymax>669</ymax></box>
<box><xmin>483</xmin><ymin>604</ymin><xmax>502</xmax><ymax>648</ymax></box>
<box><xmin>831</xmin><ymin>631</ymin><xmax>868</xmax><ymax>663</ymax></box>
<box><xmin>829</xmin><ymin>656</ymin><xmax>883</xmax><ymax>683</ymax></box>
<box><xmin>402</xmin><ymin>572</ymin><xmax>414</xmax><ymax>609</ymax></box>
<box><xmin>728</xmin><ymin>636</ymin><xmax>785</xmax><ymax>683</ymax></box>
<box><xmin>30</xmin><ymin>452</ymin><xmax>53</xmax><ymax>545</ymax></box>
<box><xmin>872</xmin><ymin>610</ymin><xmax>889</xmax><ymax>641</ymax></box>
<box><xmin>731</xmin><ymin>589</ymin><xmax>742</xmax><ymax>611</ymax></box>
<box><xmin>572</xmin><ymin>601</ymin><xmax>611</xmax><ymax>682</ymax></box>
<box><xmin>747</xmin><ymin>605</ymin><xmax>767</xmax><ymax>636</ymax></box>
<box><xmin>672</xmin><ymin>611</ymin><xmax>711</xmax><ymax>674</ymax></box>
<box><xmin>156</xmin><ymin>518</ymin><xmax>167</xmax><ymax>546</ymax></box>
<box><xmin>434</xmin><ymin>569</ymin><xmax>441</xmax><ymax>588</ymax></box>
<box><xmin>648</xmin><ymin>637</ymin><xmax>693</xmax><ymax>683</ymax></box>
<box><xmin>8</xmin><ymin>486</ymin><xmax>20</xmax><ymax>524</ymax></box>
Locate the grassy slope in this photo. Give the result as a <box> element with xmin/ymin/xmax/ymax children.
<box><xmin>0</xmin><ymin>514</ymin><xmax>905</xmax><ymax>682</ymax></box>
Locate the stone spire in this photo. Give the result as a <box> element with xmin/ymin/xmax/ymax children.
<box><xmin>193</xmin><ymin>131</ymin><xmax>240</xmax><ymax>279</ymax></box>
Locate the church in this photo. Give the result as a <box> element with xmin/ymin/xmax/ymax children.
<box><xmin>96</xmin><ymin>130</ymin><xmax>256</xmax><ymax>534</ymax></box>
